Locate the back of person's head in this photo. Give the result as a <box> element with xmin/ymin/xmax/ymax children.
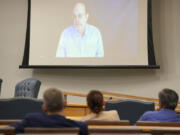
<box><xmin>43</xmin><ymin>88</ymin><xmax>64</xmax><ymax>113</ymax></box>
<box><xmin>87</xmin><ymin>90</ymin><xmax>104</xmax><ymax>114</ymax></box>
<box><xmin>159</xmin><ymin>88</ymin><xmax>179</xmax><ymax>110</ymax></box>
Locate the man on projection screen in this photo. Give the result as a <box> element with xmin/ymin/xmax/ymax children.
<box><xmin>56</xmin><ymin>2</ymin><xmax>104</xmax><ymax>58</ymax></box>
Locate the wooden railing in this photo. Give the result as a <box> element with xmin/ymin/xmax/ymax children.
<box><xmin>63</xmin><ymin>90</ymin><xmax>180</xmax><ymax>114</ymax></box>
<box><xmin>100</xmin><ymin>91</ymin><xmax>180</xmax><ymax>111</ymax></box>
<box><xmin>63</xmin><ymin>91</ymin><xmax>120</xmax><ymax>101</ymax></box>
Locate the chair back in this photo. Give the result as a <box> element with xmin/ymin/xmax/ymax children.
<box><xmin>0</xmin><ymin>98</ymin><xmax>43</xmax><ymax>119</ymax></box>
<box><xmin>0</xmin><ymin>120</ymin><xmax>20</xmax><ymax>125</ymax></box>
<box><xmin>152</xmin><ymin>128</ymin><xmax>180</xmax><ymax>135</ymax></box>
<box><xmin>136</xmin><ymin>121</ymin><xmax>180</xmax><ymax>127</ymax></box>
<box><xmin>87</xmin><ymin>120</ymin><xmax>130</xmax><ymax>126</ymax></box>
<box><xmin>25</xmin><ymin>128</ymin><xmax>79</xmax><ymax>135</ymax></box>
<box><xmin>14</xmin><ymin>78</ymin><xmax>41</xmax><ymax>98</ymax></box>
<box><xmin>88</xmin><ymin>128</ymin><xmax>147</xmax><ymax>135</ymax></box>
<box><xmin>0</xmin><ymin>127</ymin><xmax>14</xmax><ymax>135</ymax></box>
<box><xmin>105</xmin><ymin>99</ymin><xmax>155</xmax><ymax>125</ymax></box>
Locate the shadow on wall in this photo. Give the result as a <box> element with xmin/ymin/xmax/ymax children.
<box><xmin>152</xmin><ymin>0</ymin><xmax>178</xmax><ymax>76</ymax></box>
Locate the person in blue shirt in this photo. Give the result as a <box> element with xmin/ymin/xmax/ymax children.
<box><xmin>56</xmin><ymin>2</ymin><xmax>104</xmax><ymax>58</ymax></box>
<box><xmin>138</xmin><ymin>88</ymin><xmax>180</xmax><ymax>122</ymax></box>
<box><xmin>11</xmin><ymin>88</ymin><xmax>88</xmax><ymax>135</ymax></box>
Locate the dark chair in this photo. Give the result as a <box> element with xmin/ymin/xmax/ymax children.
<box><xmin>14</xmin><ymin>78</ymin><xmax>41</xmax><ymax>98</ymax></box>
<box><xmin>0</xmin><ymin>79</ymin><xmax>2</xmax><ymax>95</ymax></box>
<box><xmin>105</xmin><ymin>99</ymin><xmax>155</xmax><ymax>125</ymax></box>
<box><xmin>87</xmin><ymin>120</ymin><xmax>130</xmax><ymax>126</ymax></box>
<box><xmin>0</xmin><ymin>127</ymin><xmax>14</xmax><ymax>135</ymax></box>
<box><xmin>25</xmin><ymin>128</ymin><xmax>79</xmax><ymax>135</ymax></box>
<box><xmin>0</xmin><ymin>98</ymin><xmax>43</xmax><ymax>119</ymax></box>
<box><xmin>136</xmin><ymin>121</ymin><xmax>180</xmax><ymax>127</ymax></box>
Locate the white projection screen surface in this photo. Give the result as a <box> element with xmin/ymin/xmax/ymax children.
<box><xmin>29</xmin><ymin>0</ymin><xmax>148</xmax><ymax>66</ymax></box>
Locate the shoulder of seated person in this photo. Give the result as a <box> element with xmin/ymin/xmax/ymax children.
<box><xmin>80</xmin><ymin>113</ymin><xmax>96</xmax><ymax>121</ymax></box>
<box><xmin>104</xmin><ymin>110</ymin><xmax>118</xmax><ymax>114</ymax></box>
<box><xmin>102</xmin><ymin>110</ymin><xmax>120</xmax><ymax>120</ymax></box>
<box><xmin>25</xmin><ymin>112</ymin><xmax>43</xmax><ymax>118</ymax></box>
<box><xmin>143</xmin><ymin>111</ymin><xmax>157</xmax><ymax>116</ymax></box>
<box><xmin>66</xmin><ymin>117</ymin><xmax>87</xmax><ymax>125</ymax></box>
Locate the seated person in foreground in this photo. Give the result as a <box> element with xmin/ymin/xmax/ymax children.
<box><xmin>81</xmin><ymin>90</ymin><xmax>120</xmax><ymax>121</ymax></box>
<box><xmin>11</xmin><ymin>88</ymin><xmax>88</xmax><ymax>135</ymax></box>
<box><xmin>138</xmin><ymin>88</ymin><xmax>180</xmax><ymax>122</ymax></box>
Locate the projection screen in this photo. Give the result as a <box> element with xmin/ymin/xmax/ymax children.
<box><xmin>28</xmin><ymin>0</ymin><xmax>150</xmax><ymax>66</ymax></box>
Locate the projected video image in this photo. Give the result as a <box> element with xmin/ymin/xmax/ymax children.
<box><xmin>56</xmin><ymin>3</ymin><xmax>104</xmax><ymax>58</ymax></box>
<box><xmin>30</xmin><ymin>0</ymin><xmax>148</xmax><ymax>66</ymax></box>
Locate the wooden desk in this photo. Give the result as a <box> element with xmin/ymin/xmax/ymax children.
<box><xmin>65</xmin><ymin>104</ymin><xmax>89</xmax><ymax>117</ymax></box>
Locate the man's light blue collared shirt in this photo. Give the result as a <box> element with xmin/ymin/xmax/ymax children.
<box><xmin>56</xmin><ymin>24</ymin><xmax>104</xmax><ymax>57</ymax></box>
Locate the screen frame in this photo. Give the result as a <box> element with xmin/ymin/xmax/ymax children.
<box><xmin>20</xmin><ymin>0</ymin><xmax>160</xmax><ymax>69</ymax></box>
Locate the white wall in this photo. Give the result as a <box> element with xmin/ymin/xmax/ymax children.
<box><xmin>0</xmin><ymin>0</ymin><xmax>180</xmax><ymax>103</ymax></box>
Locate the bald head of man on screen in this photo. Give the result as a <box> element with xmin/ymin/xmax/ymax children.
<box><xmin>56</xmin><ymin>2</ymin><xmax>104</xmax><ymax>58</ymax></box>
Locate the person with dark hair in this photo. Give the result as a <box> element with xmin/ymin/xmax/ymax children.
<box><xmin>11</xmin><ymin>88</ymin><xmax>88</xmax><ymax>135</ymax></box>
<box><xmin>138</xmin><ymin>88</ymin><xmax>180</xmax><ymax>122</ymax></box>
<box><xmin>81</xmin><ymin>90</ymin><xmax>120</xmax><ymax>121</ymax></box>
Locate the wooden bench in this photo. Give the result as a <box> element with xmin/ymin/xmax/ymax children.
<box><xmin>88</xmin><ymin>128</ymin><xmax>147</xmax><ymax>135</ymax></box>
<box><xmin>136</xmin><ymin>121</ymin><xmax>180</xmax><ymax>127</ymax></box>
<box><xmin>151</xmin><ymin>128</ymin><xmax>180</xmax><ymax>135</ymax></box>
<box><xmin>25</xmin><ymin>127</ymin><xmax>79</xmax><ymax>135</ymax></box>
<box><xmin>0</xmin><ymin>127</ymin><xmax>14</xmax><ymax>135</ymax></box>
<box><xmin>0</xmin><ymin>120</ymin><xmax>20</xmax><ymax>125</ymax></box>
